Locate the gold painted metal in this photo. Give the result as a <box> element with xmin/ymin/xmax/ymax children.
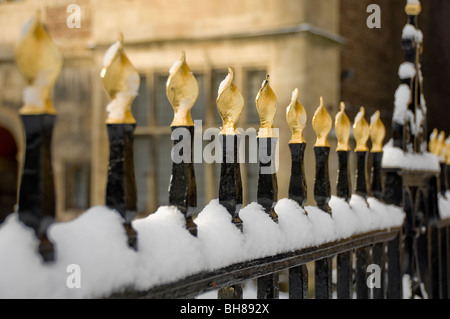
<box><xmin>369</xmin><ymin>110</ymin><xmax>386</xmax><ymax>153</ymax></box>
<box><xmin>15</xmin><ymin>11</ymin><xmax>62</xmax><ymax>115</ymax></box>
<box><xmin>353</xmin><ymin>106</ymin><xmax>370</xmax><ymax>152</ymax></box>
<box><xmin>286</xmin><ymin>88</ymin><xmax>307</xmax><ymax>144</ymax></box>
<box><xmin>216</xmin><ymin>67</ymin><xmax>244</xmax><ymax>135</ymax></box>
<box><xmin>445</xmin><ymin>137</ymin><xmax>450</xmax><ymax>165</ymax></box>
<box><xmin>335</xmin><ymin>102</ymin><xmax>351</xmax><ymax>151</ymax></box>
<box><xmin>312</xmin><ymin>97</ymin><xmax>332</xmax><ymax>147</ymax></box>
<box><xmin>166</xmin><ymin>51</ymin><xmax>198</xmax><ymax>127</ymax></box>
<box><xmin>405</xmin><ymin>1</ymin><xmax>422</xmax><ymax>16</ymax></box>
<box><xmin>429</xmin><ymin>128</ymin><xmax>438</xmax><ymax>154</ymax></box>
<box><xmin>256</xmin><ymin>75</ymin><xmax>278</xmax><ymax>138</ymax></box>
<box><xmin>435</xmin><ymin>131</ymin><xmax>446</xmax><ymax>160</ymax></box>
<box><xmin>101</xmin><ymin>33</ymin><xmax>140</xmax><ymax>124</ymax></box>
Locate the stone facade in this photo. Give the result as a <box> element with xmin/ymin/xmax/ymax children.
<box><xmin>0</xmin><ymin>0</ymin><xmax>448</xmax><ymax>221</ymax></box>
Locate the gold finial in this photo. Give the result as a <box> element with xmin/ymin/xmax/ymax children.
<box><xmin>353</xmin><ymin>106</ymin><xmax>370</xmax><ymax>152</ymax></box>
<box><xmin>335</xmin><ymin>102</ymin><xmax>351</xmax><ymax>151</ymax></box>
<box><xmin>369</xmin><ymin>110</ymin><xmax>386</xmax><ymax>153</ymax></box>
<box><xmin>100</xmin><ymin>33</ymin><xmax>140</xmax><ymax>124</ymax></box>
<box><xmin>445</xmin><ymin>137</ymin><xmax>450</xmax><ymax>165</ymax></box>
<box><xmin>312</xmin><ymin>96</ymin><xmax>332</xmax><ymax>147</ymax></box>
<box><xmin>166</xmin><ymin>51</ymin><xmax>198</xmax><ymax>127</ymax></box>
<box><xmin>405</xmin><ymin>0</ymin><xmax>422</xmax><ymax>16</ymax></box>
<box><xmin>286</xmin><ymin>88</ymin><xmax>307</xmax><ymax>144</ymax></box>
<box><xmin>216</xmin><ymin>67</ymin><xmax>244</xmax><ymax>135</ymax></box>
<box><xmin>429</xmin><ymin>128</ymin><xmax>438</xmax><ymax>154</ymax></box>
<box><xmin>15</xmin><ymin>12</ymin><xmax>63</xmax><ymax>115</ymax></box>
<box><xmin>435</xmin><ymin>131</ymin><xmax>446</xmax><ymax>159</ymax></box>
<box><xmin>256</xmin><ymin>75</ymin><xmax>278</xmax><ymax>138</ymax></box>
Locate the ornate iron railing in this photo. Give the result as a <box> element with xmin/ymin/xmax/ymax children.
<box><xmin>0</xmin><ymin>1</ymin><xmax>449</xmax><ymax>300</ymax></box>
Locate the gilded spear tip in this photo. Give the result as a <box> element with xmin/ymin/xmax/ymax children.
<box><xmin>166</xmin><ymin>51</ymin><xmax>198</xmax><ymax>126</ymax></box>
<box><xmin>216</xmin><ymin>67</ymin><xmax>244</xmax><ymax>135</ymax></box>
<box><xmin>369</xmin><ymin>110</ymin><xmax>386</xmax><ymax>153</ymax></box>
<box><xmin>335</xmin><ymin>102</ymin><xmax>351</xmax><ymax>152</ymax></box>
<box><xmin>256</xmin><ymin>75</ymin><xmax>277</xmax><ymax>138</ymax></box>
<box><xmin>353</xmin><ymin>106</ymin><xmax>370</xmax><ymax>152</ymax></box>
<box><xmin>15</xmin><ymin>12</ymin><xmax>62</xmax><ymax>115</ymax></box>
<box><xmin>101</xmin><ymin>34</ymin><xmax>140</xmax><ymax>124</ymax></box>
<box><xmin>286</xmin><ymin>88</ymin><xmax>307</xmax><ymax>144</ymax></box>
<box><xmin>429</xmin><ymin>128</ymin><xmax>439</xmax><ymax>154</ymax></box>
<box><xmin>312</xmin><ymin>96</ymin><xmax>332</xmax><ymax>147</ymax></box>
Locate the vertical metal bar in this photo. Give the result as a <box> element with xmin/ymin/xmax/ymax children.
<box><xmin>315</xmin><ymin>257</ymin><xmax>332</xmax><ymax>299</ymax></box>
<box><xmin>106</xmin><ymin>123</ymin><xmax>138</xmax><ymax>249</ymax></box>
<box><xmin>441</xmin><ymin>226</ymin><xmax>449</xmax><ymax>299</ymax></box>
<box><xmin>355</xmin><ymin>151</ymin><xmax>369</xmax><ymax>198</ymax></box>
<box><xmin>257</xmin><ymin>273</ymin><xmax>279</xmax><ymax>299</ymax></box>
<box><xmin>313</xmin><ymin>147</ymin><xmax>331</xmax><ymax>213</ymax></box>
<box><xmin>219</xmin><ymin>134</ymin><xmax>243</xmax><ymax>230</ymax></box>
<box><xmin>289</xmin><ymin>265</ymin><xmax>308</xmax><ymax>299</ymax></box>
<box><xmin>370</xmin><ymin>152</ymin><xmax>383</xmax><ymax>200</ymax></box>
<box><xmin>288</xmin><ymin>143</ymin><xmax>307</xmax><ymax>207</ymax></box>
<box><xmin>355</xmin><ymin>246</ymin><xmax>370</xmax><ymax>299</ymax></box>
<box><xmin>429</xmin><ymin>225</ymin><xmax>441</xmax><ymax>298</ymax></box>
<box><xmin>337</xmin><ymin>251</ymin><xmax>353</xmax><ymax>299</ymax></box>
<box><xmin>387</xmin><ymin>231</ymin><xmax>403</xmax><ymax>299</ymax></box>
<box><xmin>257</xmin><ymin>137</ymin><xmax>278</xmax><ymax>222</ymax></box>
<box><xmin>446</xmin><ymin>226</ymin><xmax>450</xmax><ymax>298</ymax></box>
<box><xmin>218</xmin><ymin>284</ymin><xmax>243</xmax><ymax>299</ymax></box>
<box><xmin>336</xmin><ymin>150</ymin><xmax>351</xmax><ymax>202</ymax></box>
<box><xmin>439</xmin><ymin>163</ymin><xmax>447</xmax><ymax>195</ymax></box>
<box><xmin>372</xmin><ymin>243</ymin><xmax>387</xmax><ymax>299</ymax></box>
<box><xmin>168</xmin><ymin>126</ymin><xmax>197</xmax><ymax>236</ymax></box>
<box><xmin>18</xmin><ymin>114</ymin><xmax>56</xmax><ymax>262</ymax></box>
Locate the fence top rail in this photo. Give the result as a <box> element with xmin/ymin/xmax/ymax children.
<box><xmin>0</xmin><ymin>195</ymin><xmax>404</xmax><ymax>298</ymax></box>
<box><xmin>109</xmin><ymin>226</ymin><xmax>401</xmax><ymax>299</ymax></box>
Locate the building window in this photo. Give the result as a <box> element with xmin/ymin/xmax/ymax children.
<box><xmin>132</xmin><ymin>67</ymin><xmax>266</xmax><ymax>216</ymax></box>
<box><xmin>65</xmin><ymin>161</ymin><xmax>90</xmax><ymax>211</ymax></box>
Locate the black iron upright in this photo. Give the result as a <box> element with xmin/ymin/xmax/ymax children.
<box><xmin>106</xmin><ymin>123</ymin><xmax>138</xmax><ymax>249</ymax></box>
<box><xmin>166</xmin><ymin>51</ymin><xmax>199</xmax><ymax>236</ymax></box>
<box><xmin>286</xmin><ymin>88</ymin><xmax>308</xmax><ymax>207</ymax></box>
<box><xmin>311</xmin><ymin>97</ymin><xmax>332</xmax><ymax>214</ymax></box>
<box><xmin>215</xmin><ymin>67</ymin><xmax>245</xmax><ymax>232</ymax></box>
<box><xmin>14</xmin><ymin>13</ymin><xmax>63</xmax><ymax>262</ymax></box>
<box><xmin>218</xmin><ymin>134</ymin><xmax>243</xmax><ymax>230</ymax></box>
<box><xmin>18</xmin><ymin>114</ymin><xmax>57</xmax><ymax>262</ymax></box>
<box><xmin>100</xmin><ymin>34</ymin><xmax>140</xmax><ymax>248</ymax></box>
<box><xmin>255</xmin><ymin>75</ymin><xmax>279</xmax><ymax>222</ymax></box>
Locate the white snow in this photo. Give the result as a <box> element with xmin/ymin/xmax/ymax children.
<box><xmin>393</xmin><ymin>84</ymin><xmax>411</xmax><ymax>125</ymax></box>
<box><xmin>402</xmin><ymin>24</ymin><xmax>417</xmax><ymax>40</ymax></box>
<box><xmin>218</xmin><ymin>72</ymin><xmax>231</xmax><ymax>96</ymax></box>
<box><xmin>22</xmin><ymin>69</ymin><xmax>52</xmax><ymax>109</ymax></box>
<box><xmin>0</xmin><ymin>195</ymin><xmax>405</xmax><ymax>298</ymax></box>
<box><xmin>382</xmin><ymin>139</ymin><xmax>440</xmax><ymax>172</ymax></box>
<box><xmin>103</xmin><ymin>40</ymin><xmax>121</xmax><ymax>67</ymax></box>
<box><xmin>439</xmin><ymin>191</ymin><xmax>450</xmax><ymax>219</ymax></box>
<box><xmin>169</xmin><ymin>59</ymin><xmax>182</xmax><ymax>75</ymax></box>
<box><xmin>105</xmin><ymin>71</ymin><xmax>139</xmax><ymax>121</ymax></box>
<box><xmin>398</xmin><ymin>62</ymin><xmax>416</xmax><ymax>79</ymax></box>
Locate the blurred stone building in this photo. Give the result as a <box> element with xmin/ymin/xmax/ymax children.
<box><xmin>0</xmin><ymin>0</ymin><xmax>448</xmax><ymax>222</ymax></box>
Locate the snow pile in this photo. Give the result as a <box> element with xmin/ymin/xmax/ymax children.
<box><xmin>0</xmin><ymin>197</ymin><xmax>404</xmax><ymax>298</ymax></box>
<box><xmin>402</xmin><ymin>24</ymin><xmax>422</xmax><ymax>43</ymax></box>
<box><xmin>392</xmin><ymin>84</ymin><xmax>410</xmax><ymax>125</ymax></box>
<box><xmin>382</xmin><ymin>139</ymin><xmax>440</xmax><ymax>172</ymax></box>
<box><xmin>398</xmin><ymin>62</ymin><xmax>416</xmax><ymax>80</ymax></box>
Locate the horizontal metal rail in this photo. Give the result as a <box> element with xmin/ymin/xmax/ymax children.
<box><xmin>109</xmin><ymin>227</ymin><xmax>401</xmax><ymax>299</ymax></box>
